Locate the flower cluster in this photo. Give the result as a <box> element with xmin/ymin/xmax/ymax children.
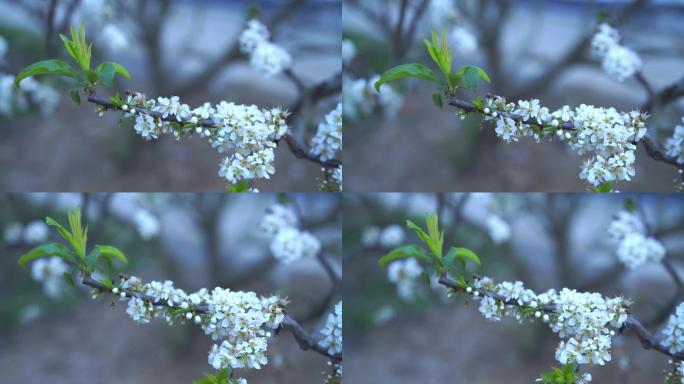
<box><xmin>0</xmin><ymin>75</ymin><xmax>60</xmax><ymax>118</ymax></box>
<box><xmin>260</xmin><ymin>203</ymin><xmax>321</xmax><ymax>263</ymax></box>
<box><xmin>343</xmin><ymin>75</ymin><xmax>403</xmax><ymax>120</ymax></box>
<box><xmin>5</xmin><ymin>220</ymin><xmax>49</xmax><ymax>245</ymax></box>
<box><xmin>481</xmin><ymin>95</ymin><xmax>648</xmax><ymax>187</ymax></box>
<box><xmin>31</xmin><ymin>257</ymin><xmax>69</xmax><ymax>298</ymax></box>
<box><xmin>342</xmin><ymin>39</ymin><xmax>356</xmax><ymax>65</ymax></box>
<box><xmin>319</xmin><ymin>301</ymin><xmax>342</xmax><ymax>355</ymax></box>
<box><xmin>362</xmin><ymin>224</ymin><xmax>405</xmax><ymax>248</ymax></box>
<box><xmin>79</xmin><ymin>0</ymin><xmax>129</xmax><ymax>53</ymax></box>
<box><xmin>239</xmin><ymin>19</ymin><xmax>292</xmax><ymax>76</ymax></box>
<box><xmin>114</xmin><ymin>275</ymin><xmax>287</xmax><ymax>381</ymax></box>
<box><xmin>607</xmin><ymin>210</ymin><xmax>665</xmax><ymax>269</ymax></box>
<box><xmin>590</xmin><ymin>23</ymin><xmax>641</xmax><ymax>82</ymax></box>
<box><xmin>660</xmin><ymin>302</ymin><xmax>684</xmax><ymax>355</ymax></box>
<box><xmin>117</xmin><ymin>91</ymin><xmax>289</xmax><ymax>185</ymax></box>
<box><xmin>470</xmin><ymin>277</ymin><xmax>629</xmax><ymax>367</ymax></box>
<box><xmin>485</xmin><ymin>215</ymin><xmax>511</xmax><ymax>244</ymax></box>
<box><xmin>310</xmin><ymin>103</ymin><xmax>342</xmax><ymax>162</ymax></box>
<box><xmin>387</xmin><ymin>258</ymin><xmax>423</xmax><ymax>300</ymax></box>
<box><xmin>665</xmin><ymin>118</ymin><xmax>684</xmax><ymax>164</ymax></box>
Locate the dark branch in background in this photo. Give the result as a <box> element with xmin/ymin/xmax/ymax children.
<box><xmin>446</xmin><ymin>96</ymin><xmax>682</xmax><ymax>169</ymax></box>
<box><xmin>437</xmin><ymin>274</ymin><xmax>684</xmax><ymax>362</ymax></box>
<box><xmin>81</xmin><ymin>274</ymin><xmax>341</xmax><ymax>362</ymax></box>
<box><xmin>85</xmin><ymin>93</ymin><xmax>340</xmax><ymax>169</ymax></box>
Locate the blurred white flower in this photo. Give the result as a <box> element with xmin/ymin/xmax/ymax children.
<box><xmin>449</xmin><ymin>27</ymin><xmax>477</xmax><ymax>55</ymax></box>
<box><xmin>387</xmin><ymin>258</ymin><xmax>423</xmax><ymax>300</ymax></box>
<box><xmin>260</xmin><ymin>204</ymin><xmax>298</xmax><ymax>236</ymax></box>
<box><xmin>361</xmin><ymin>226</ymin><xmax>380</xmax><ymax>247</ymax></box>
<box><xmin>485</xmin><ymin>215</ymin><xmax>510</xmax><ymax>244</ymax></box>
<box><xmin>342</xmin><ymin>39</ymin><xmax>356</xmax><ymax>64</ymax></box>
<box><xmin>100</xmin><ymin>24</ymin><xmax>128</xmax><ymax>52</ymax></box>
<box><xmin>0</xmin><ymin>35</ymin><xmax>8</xmax><ymax>60</ymax></box>
<box><xmin>270</xmin><ymin>227</ymin><xmax>321</xmax><ymax>263</ymax></box>
<box><xmin>4</xmin><ymin>222</ymin><xmax>23</xmax><ymax>245</ymax></box>
<box><xmin>133</xmin><ymin>209</ymin><xmax>160</xmax><ymax>239</ymax></box>
<box><xmin>23</xmin><ymin>221</ymin><xmax>48</xmax><ymax>244</ymax></box>
<box><xmin>379</xmin><ymin>224</ymin><xmax>404</xmax><ymax>248</ymax></box>
<box><xmin>31</xmin><ymin>257</ymin><xmax>69</xmax><ymax>298</ymax></box>
<box><xmin>19</xmin><ymin>304</ymin><xmax>42</xmax><ymax>324</ymax></box>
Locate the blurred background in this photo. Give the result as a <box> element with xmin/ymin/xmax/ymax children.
<box><xmin>0</xmin><ymin>0</ymin><xmax>341</xmax><ymax>191</ymax></box>
<box><xmin>0</xmin><ymin>192</ymin><xmax>341</xmax><ymax>383</ymax></box>
<box><xmin>343</xmin><ymin>0</ymin><xmax>684</xmax><ymax>191</ymax></box>
<box><xmin>344</xmin><ymin>193</ymin><xmax>684</xmax><ymax>383</ymax></box>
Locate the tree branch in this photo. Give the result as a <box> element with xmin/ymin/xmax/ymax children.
<box><xmin>81</xmin><ymin>274</ymin><xmax>341</xmax><ymax>362</ymax></box>
<box><xmin>447</xmin><ymin>96</ymin><xmax>682</xmax><ymax>169</ymax></box>
<box><xmin>84</xmin><ymin>93</ymin><xmax>340</xmax><ymax>169</ymax></box>
<box><xmin>437</xmin><ymin>274</ymin><xmax>684</xmax><ymax>361</ymax></box>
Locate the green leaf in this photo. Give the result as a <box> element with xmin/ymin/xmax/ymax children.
<box><xmin>538</xmin><ymin>363</ymin><xmax>576</xmax><ymax>384</ymax></box>
<box><xmin>68</xmin><ymin>87</ymin><xmax>81</xmax><ymax>104</ymax></box>
<box><xmin>406</xmin><ymin>219</ymin><xmax>432</xmax><ymax>250</ymax></box>
<box><xmin>374</xmin><ymin>63</ymin><xmax>438</xmax><ymax>92</ymax></box>
<box><xmin>95</xmin><ymin>62</ymin><xmax>131</xmax><ymax>87</ymax></box>
<box><xmin>378</xmin><ymin>244</ymin><xmax>431</xmax><ymax>268</ymax></box>
<box><xmin>14</xmin><ymin>59</ymin><xmax>79</xmax><ymax>88</ymax></box>
<box><xmin>447</xmin><ymin>72</ymin><xmax>462</xmax><ymax>90</ymax></box>
<box><xmin>63</xmin><ymin>271</ymin><xmax>75</xmax><ymax>287</ymax></box>
<box><xmin>97</xmin><ymin>245</ymin><xmax>128</xmax><ymax>264</ymax></box>
<box><xmin>455</xmin><ymin>65</ymin><xmax>491</xmax><ymax>92</ymax></box>
<box><xmin>45</xmin><ymin>216</ymin><xmax>76</xmax><ymax>251</ymax></box>
<box><xmin>85</xmin><ymin>69</ymin><xmax>99</xmax><ymax>84</ymax></box>
<box><xmin>423</xmin><ymin>30</ymin><xmax>452</xmax><ymax>79</ymax></box>
<box><xmin>108</xmin><ymin>91</ymin><xmax>123</xmax><ymax>107</ymax></box>
<box><xmin>591</xmin><ymin>181</ymin><xmax>613</xmax><ymax>193</ymax></box>
<box><xmin>67</xmin><ymin>207</ymin><xmax>87</xmax><ymax>257</ymax></box>
<box><xmin>18</xmin><ymin>243</ymin><xmax>77</xmax><ymax>268</ymax></box>
<box><xmin>424</xmin><ymin>213</ymin><xmax>444</xmax><ymax>258</ymax></box>
<box><xmin>60</xmin><ymin>24</ymin><xmax>92</xmax><ymax>71</ymax></box>
<box><xmin>226</xmin><ymin>179</ymin><xmax>250</xmax><ymax>192</ymax></box>
<box><xmin>432</xmin><ymin>93</ymin><xmax>443</xmax><ymax>108</ymax></box>
<box><xmin>448</xmin><ymin>247</ymin><xmax>480</xmax><ymax>268</ymax></box>
<box><xmin>472</xmin><ymin>96</ymin><xmax>483</xmax><ymax>110</ymax></box>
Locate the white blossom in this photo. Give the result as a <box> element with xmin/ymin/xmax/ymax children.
<box><xmin>23</xmin><ymin>221</ymin><xmax>49</xmax><ymax>244</ymax></box>
<box><xmin>471</xmin><ymin>277</ymin><xmax>629</xmax><ymax>367</ymax></box>
<box><xmin>449</xmin><ymin>27</ymin><xmax>478</xmax><ymax>55</ymax></box>
<box><xmin>608</xmin><ymin>210</ymin><xmax>665</xmax><ymax>269</ymax></box>
<box><xmin>379</xmin><ymin>224</ymin><xmax>404</xmax><ymax>248</ymax></box>
<box><xmin>239</xmin><ymin>19</ymin><xmax>291</xmax><ymax>76</ymax></box>
<box><xmin>310</xmin><ymin>103</ymin><xmax>342</xmax><ymax>161</ymax></box>
<box><xmin>485</xmin><ymin>215</ymin><xmax>510</xmax><ymax>244</ymax></box>
<box><xmin>660</xmin><ymin>302</ymin><xmax>684</xmax><ymax>354</ymax></box>
<box><xmin>4</xmin><ymin>222</ymin><xmax>23</xmax><ymax>245</ymax></box>
<box><xmin>387</xmin><ymin>258</ymin><xmax>423</xmax><ymax>300</ymax></box>
<box><xmin>590</xmin><ymin>23</ymin><xmax>641</xmax><ymax>82</ymax></box>
<box><xmin>133</xmin><ymin>209</ymin><xmax>160</xmax><ymax>239</ymax></box>
<box><xmin>259</xmin><ymin>204</ymin><xmax>298</xmax><ymax>235</ymax></box>
<box><xmin>343</xmin><ymin>75</ymin><xmax>403</xmax><ymax>120</ymax></box>
<box><xmin>342</xmin><ymin>39</ymin><xmax>356</xmax><ymax>64</ymax></box>
<box><xmin>99</xmin><ymin>24</ymin><xmax>128</xmax><ymax>52</ymax></box>
<box><xmin>665</xmin><ymin>119</ymin><xmax>684</xmax><ymax>164</ymax></box>
<box><xmin>31</xmin><ymin>257</ymin><xmax>69</xmax><ymax>298</ymax></box>
<box><xmin>126</xmin><ymin>297</ymin><xmax>152</xmax><ymax>324</ymax></box>
<box><xmin>122</xmin><ymin>92</ymin><xmax>289</xmax><ymax>185</ymax></box>
<box><xmin>361</xmin><ymin>226</ymin><xmax>381</xmax><ymax>247</ymax></box>
<box><xmin>484</xmin><ymin>95</ymin><xmax>648</xmax><ymax>187</ymax></box>
<box><xmin>319</xmin><ymin>301</ymin><xmax>342</xmax><ymax>355</ymax></box>
<box><xmin>270</xmin><ymin>227</ymin><xmax>321</xmax><ymax>263</ymax></box>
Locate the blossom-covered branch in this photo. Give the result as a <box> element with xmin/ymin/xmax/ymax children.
<box><xmin>85</xmin><ymin>93</ymin><xmax>341</xmax><ymax>169</ymax></box>
<box><xmin>437</xmin><ymin>274</ymin><xmax>684</xmax><ymax>362</ymax></box>
<box><xmin>447</xmin><ymin>96</ymin><xmax>679</xmax><ymax>167</ymax></box>
<box><xmin>80</xmin><ymin>274</ymin><xmax>340</xmax><ymax>362</ymax></box>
